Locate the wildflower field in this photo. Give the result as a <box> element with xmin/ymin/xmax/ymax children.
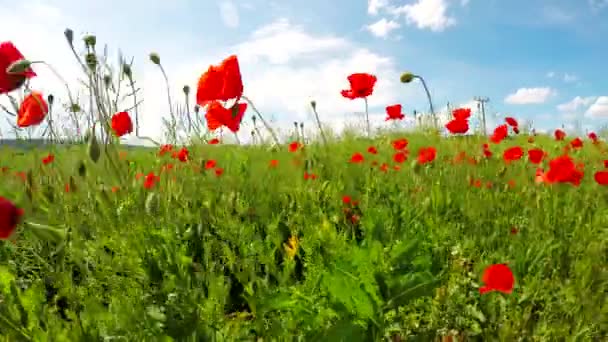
<box><xmin>0</xmin><ymin>33</ymin><xmax>607</xmax><ymax>341</ymax></box>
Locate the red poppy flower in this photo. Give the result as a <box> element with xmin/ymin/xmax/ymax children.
<box><xmin>392</xmin><ymin>138</ymin><xmax>408</xmax><ymax>151</ymax></box>
<box><xmin>342</xmin><ymin>195</ymin><xmax>351</xmax><ymax>205</ymax></box>
<box><xmin>0</xmin><ymin>42</ymin><xmax>36</xmax><ymax>94</ymax></box>
<box><xmin>176</xmin><ymin>147</ymin><xmax>189</xmax><ymax>162</ymax></box>
<box><xmin>570</xmin><ymin>137</ymin><xmax>583</xmax><ymax>149</ymax></box>
<box><xmin>594</xmin><ymin>171</ymin><xmax>608</xmax><ymax>185</ymax></box>
<box><xmin>340</xmin><ymin>73</ymin><xmax>377</xmax><ymax>99</ymax></box>
<box><xmin>527</xmin><ymin>148</ymin><xmax>545</xmax><ymax>164</ymax></box>
<box><xmin>490</xmin><ymin>124</ymin><xmax>508</xmax><ymax>144</ymax></box>
<box><xmin>482</xmin><ymin>144</ymin><xmax>493</xmax><ymax>158</ymax></box>
<box><xmin>452</xmin><ymin>108</ymin><xmax>471</xmax><ymax>121</ymax></box>
<box><xmin>205</xmin><ymin>101</ymin><xmax>247</xmax><ymax>133</ymax></box>
<box><xmin>588</xmin><ymin>132</ymin><xmax>598</xmax><ymax>143</ymax></box>
<box><xmin>554</xmin><ymin>129</ymin><xmax>566</xmax><ymax>141</ymax></box>
<box><xmin>205</xmin><ymin>160</ymin><xmax>217</xmax><ymax>169</ymax></box>
<box><xmin>503</xmin><ymin>146</ymin><xmax>524</xmax><ymax>162</ymax></box>
<box><xmin>445</xmin><ymin>118</ymin><xmax>469</xmax><ymax>134</ymax></box>
<box><xmin>379</xmin><ymin>163</ymin><xmax>389</xmax><ymax>173</ymax></box>
<box><xmin>158</xmin><ymin>144</ymin><xmax>173</xmax><ymax>156</ymax></box>
<box><xmin>545</xmin><ymin>155</ymin><xmax>584</xmax><ymax>186</ymax></box>
<box><xmin>505</xmin><ymin>117</ymin><xmax>518</xmax><ymax>127</ymax></box>
<box><xmin>42</xmin><ymin>153</ymin><xmax>55</xmax><ymax>165</ymax></box>
<box><xmin>604</xmin><ymin>160</ymin><xmax>608</xmax><ymax>168</ymax></box>
<box><xmin>0</xmin><ymin>197</ymin><xmax>23</xmax><ymax>240</ymax></box>
<box><xmin>111</xmin><ymin>111</ymin><xmax>133</xmax><ymax>137</ymax></box>
<box><xmin>214</xmin><ymin>167</ymin><xmax>224</xmax><ymax>177</ymax></box>
<box><xmin>479</xmin><ymin>263</ymin><xmax>515</xmax><ymax>295</ymax></box>
<box><xmin>350</xmin><ymin>152</ymin><xmax>364</xmax><ymax>163</ymax></box>
<box><xmin>385</xmin><ymin>104</ymin><xmax>404</xmax><ymax>121</ymax></box>
<box><xmin>393</xmin><ymin>151</ymin><xmax>407</xmax><ymax>163</ymax></box>
<box><xmin>303</xmin><ymin>172</ymin><xmax>317</xmax><ymax>180</ymax></box>
<box><xmin>289</xmin><ymin>141</ymin><xmax>302</xmax><ymax>152</ymax></box>
<box><xmin>209</xmin><ymin>138</ymin><xmax>220</xmax><ymax>145</ymax></box>
<box><xmin>17</xmin><ymin>92</ymin><xmax>48</xmax><ymax>127</ymax></box>
<box><xmin>196</xmin><ymin>55</ymin><xmax>243</xmax><ymax>107</ymax></box>
<box><xmin>143</xmin><ymin>172</ymin><xmax>160</xmax><ymax>189</ymax></box>
<box><xmin>269</xmin><ymin>159</ymin><xmax>279</xmax><ymax>168</ymax></box>
<box><xmin>417</xmin><ymin>146</ymin><xmax>437</xmax><ymax>164</ymax></box>
<box><xmin>367</xmin><ymin>146</ymin><xmax>378</xmax><ymax>154</ymax></box>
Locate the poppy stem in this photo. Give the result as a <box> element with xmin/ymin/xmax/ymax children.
<box><xmin>233</xmin><ymin>132</ymin><xmax>240</xmax><ymax>145</ymax></box>
<box><xmin>37</xmin><ymin>61</ymin><xmax>80</xmax><ymax>137</ymax></box>
<box><xmin>364</xmin><ymin>97</ymin><xmax>371</xmax><ymax>137</ymax></box>
<box><xmin>414</xmin><ymin>75</ymin><xmax>437</xmax><ymax>130</ymax></box>
<box><xmin>309</xmin><ymin>102</ymin><xmax>328</xmax><ymax>146</ymax></box>
<box><xmin>241</xmin><ymin>95</ymin><xmax>281</xmax><ymax>146</ymax></box>
<box><xmin>156</xmin><ymin>63</ymin><xmax>177</xmax><ymax>142</ymax></box>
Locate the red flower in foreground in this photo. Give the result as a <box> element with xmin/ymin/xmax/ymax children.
<box><xmin>452</xmin><ymin>108</ymin><xmax>471</xmax><ymax>121</ymax></box>
<box><xmin>594</xmin><ymin>171</ymin><xmax>608</xmax><ymax>185</ymax></box>
<box><xmin>0</xmin><ymin>197</ymin><xmax>23</xmax><ymax>240</ymax></box>
<box><xmin>505</xmin><ymin>117</ymin><xmax>518</xmax><ymax>127</ymax></box>
<box><xmin>604</xmin><ymin>160</ymin><xmax>608</xmax><ymax>168</ymax></box>
<box><xmin>490</xmin><ymin>124</ymin><xmax>508</xmax><ymax>144</ymax></box>
<box><xmin>367</xmin><ymin>146</ymin><xmax>378</xmax><ymax>154</ymax></box>
<box><xmin>393</xmin><ymin>151</ymin><xmax>408</xmax><ymax>163</ymax></box>
<box><xmin>588</xmin><ymin>132</ymin><xmax>598</xmax><ymax>144</ymax></box>
<box><xmin>445</xmin><ymin>118</ymin><xmax>469</xmax><ymax>134</ymax></box>
<box><xmin>479</xmin><ymin>263</ymin><xmax>515</xmax><ymax>295</ymax></box>
<box><xmin>545</xmin><ymin>155</ymin><xmax>584</xmax><ymax>186</ymax></box>
<box><xmin>158</xmin><ymin>144</ymin><xmax>173</xmax><ymax>156</ymax></box>
<box><xmin>503</xmin><ymin>146</ymin><xmax>524</xmax><ymax>163</ymax></box>
<box><xmin>288</xmin><ymin>141</ymin><xmax>302</xmax><ymax>153</ymax></box>
<box><xmin>385</xmin><ymin>104</ymin><xmax>404</xmax><ymax>121</ymax></box>
<box><xmin>0</xmin><ymin>42</ymin><xmax>36</xmax><ymax>94</ymax></box>
<box><xmin>554</xmin><ymin>129</ymin><xmax>566</xmax><ymax>141</ymax></box>
<box><xmin>143</xmin><ymin>172</ymin><xmax>160</xmax><ymax>189</ymax></box>
<box><xmin>208</xmin><ymin>138</ymin><xmax>220</xmax><ymax>145</ymax></box>
<box><xmin>350</xmin><ymin>152</ymin><xmax>364</xmax><ymax>163</ymax></box>
<box><xmin>111</xmin><ymin>111</ymin><xmax>133</xmax><ymax>137</ymax></box>
<box><xmin>340</xmin><ymin>73</ymin><xmax>377</xmax><ymax>99</ymax></box>
<box><xmin>196</xmin><ymin>55</ymin><xmax>243</xmax><ymax>107</ymax></box>
<box><xmin>17</xmin><ymin>92</ymin><xmax>48</xmax><ymax>127</ymax></box>
<box><xmin>205</xmin><ymin>101</ymin><xmax>247</xmax><ymax>133</ymax></box>
<box><xmin>392</xmin><ymin>138</ymin><xmax>408</xmax><ymax>151</ymax></box>
<box><xmin>527</xmin><ymin>148</ymin><xmax>545</xmax><ymax>164</ymax></box>
<box><xmin>176</xmin><ymin>147</ymin><xmax>189</xmax><ymax>162</ymax></box>
<box><xmin>417</xmin><ymin>147</ymin><xmax>437</xmax><ymax>164</ymax></box>
<box><xmin>570</xmin><ymin>137</ymin><xmax>583</xmax><ymax>149</ymax></box>
<box><xmin>42</xmin><ymin>153</ymin><xmax>55</xmax><ymax>165</ymax></box>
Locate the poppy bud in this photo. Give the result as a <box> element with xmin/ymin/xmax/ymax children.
<box><xmin>83</xmin><ymin>34</ymin><xmax>96</xmax><ymax>48</ymax></box>
<box><xmin>6</xmin><ymin>59</ymin><xmax>33</xmax><ymax>74</ymax></box>
<box><xmin>69</xmin><ymin>103</ymin><xmax>82</xmax><ymax>113</ymax></box>
<box><xmin>194</xmin><ymin>105</ymin><xmax>200</xmax><ymax>114</ymax></box>
<box><xmin>88</xmin><ymin>129</ymin><xmax>101</xmax><ymax>163</ymax></box>
<box><xmin>310</xmin><ymin>100</ymin><xmax>316</xmax><ymax>110</ymax></box>
<box><xmin>145</xmin><ymin>192</ymin><xmax>159</xmax><ymax>214</ymax></box>
<box><xmin>47</xmin><ymin>94</ymin><xmax>54</xmax><ymax>106</ymax></box>
<box><xmin>400</xmin><ymin>72</ymin><xmax>415</xmax><ymax>84</ymax></box>
<box><xmin>64</xmin><ymin>28</ymin><xmax>74</xmax><ymax>46</ymax></box>
<box><xmin>299</xmin><ymin>122</ymin><xmax>304</xmax><ymax>129</ymax></box>
<box><xmin>182</xmin><ymin>85</ymin><xmax>190</xmax><ymax>95</ymax></box>
<box><xmin>122</xmin><ymin>64</ymin><xmax>132</xmax><ymax>78</ymax></box>
<box><xmin>85</xmin><ymin>53</ymin><xmax>97</xmax><ymax>71</ymax></box>
<box><xmin>103</xmin><ymin>74</ymin><xmax>111</xmax><ymax>88</ymax></box>
<box><xmin>77</xmin><ymin>161</ymin><xmax>86</xmax><ymax>177</ymax></box>
<box><xmin>251</xmin><ymin>115</ymin><xmax>256</xmax><ymax>123</ymax></box>
<box><xmin>149</xmin><ymin>52</ymin><xmax>161</xmax><ymax>65</ymax></box>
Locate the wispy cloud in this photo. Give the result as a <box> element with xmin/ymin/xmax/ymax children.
<box><xmin>391</xmin><ymin>0</ymin><xmax>456</xmax><ymax>32</ymax></box>
<box><xmin>219</xmin><ymin>0</ymin><xmax>240</xmax><ymax>28</ymax></box>
<box><xmin>504</xmin><ymin>87</ymin><xmax>556</xmax><ymax>104</ymax></box>
<box><xmin>366</xmin><ymin>18</ymin><xmax>401</xmax><ymax>38</ymax></box>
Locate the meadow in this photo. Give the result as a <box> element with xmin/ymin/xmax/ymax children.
<box><xmin>0</xmin><ymin>34</ymin><xmax>607</xmax><ymax>341</ymax></box>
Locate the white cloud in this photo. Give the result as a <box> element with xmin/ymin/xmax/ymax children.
<box><xmin>504</xmin><ymin>87</ymin><xmax>555</xmax><ymax>104</ymax></box>
<box><xmin>219</xmin><ymin>0</ymin><xmax>240</xmax><ymax>28</ymax></box>
<box><xmin>557</xmin><ymin>96</ymin><xmax>596</xmax><ymax>112</ymax></box>
<box><xmin>368</xmin><ymin>0</ymin><xmax>390</xmax><ymax>15</ymax></box>
<box><xmin>391</xmin><ymin>0</ymin><xmax>456</xmax><ymax>32</ymax></box>
<box><xmin>563</xmin><ymin>73</ymin><xmax>578</xmax><ymax>83</ymax></box>
<box><xmin>366</xmin><ymin>18</ymin><xmax>401</xmax><ymax>38</ymax></box>
<box><xmin>460</xmin><ymin>0</ymin><xmax>470</xmax><ymax>6</ymax></box>
<box><xmin>586</xmin><ymin>96</ymin><xmax>608</xmax><ymax>118</ymax></box>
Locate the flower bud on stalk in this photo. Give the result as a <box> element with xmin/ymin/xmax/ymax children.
<box><xmin>149</xmin><ymin>52</ymin><xmax>160</xmax><ymax>65</ymax></box>
<box><xmin>85</xmin><ymin>53</ymin><xmax>97</xmax><ymax>71</ymax></box>
<box><xmin>400</xmin><ymin>72</ymin><xmax>415</xmax><ymax>84</ymax></box>
<box><xmin>182</xmin><ymin>85</ymin><xmax>190</xmax><ymax>95</ymax></box>
<box><xmin>83</xmin><ymin>34</ymin><xmax>97</xmax><ymax>48</ymax></box>
<box><xmin>64</xmin><ymin>28</ymin><xmax>74</xmax><ymax>46</ymax></box>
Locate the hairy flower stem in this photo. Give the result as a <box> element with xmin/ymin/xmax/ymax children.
<box><xmin>241</xmin><ymin>95</ymin><xmax>280</xmax><ymax>146</ymax></box>
<box><xmin>156</xmin><ymin>63</ymin><xmax>177</xmax><ymax>141</ymax></box>
<box><xmin>310</xmin><ymin>103</ymin><xmax>328</xmax><ymax>145</ymax></box>
<box><xmin>415</xmin><ymin>75</ymin><xmax>437</xmax><ymax>130</ymax></box>
<box><xmin>364</xmin><ymin>97</ymin><xmax>371</xmax><ymax>137</ymax></box>
<box><xmin>36</xmin><ymin>61</ymin><xmax>80</xmax><ymax>137</ymax></box>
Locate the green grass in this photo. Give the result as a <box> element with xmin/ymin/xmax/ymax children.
<box><xmin>0</xmin><ymin>133</ymin><xmax>606</xmax><ymax>341</ymax></box>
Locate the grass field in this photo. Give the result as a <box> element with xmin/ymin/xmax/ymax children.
<box><xmin>0</xmin><ymin>130</ymin><xmax>607</xmax><ymax>341</ymax></box>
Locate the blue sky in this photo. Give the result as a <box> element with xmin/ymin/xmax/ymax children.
<box><xmin>1</xmin><ymin>0</ymin><xmax>607</xmax><ymax>140</ymax></box>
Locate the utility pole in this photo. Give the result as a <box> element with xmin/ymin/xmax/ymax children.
<box><xmin>474</xmin><ymin>96</ymin><xmax>489</xmax><ymax>136</ymax></box>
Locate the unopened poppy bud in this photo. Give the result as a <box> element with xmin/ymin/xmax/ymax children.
<box><xmin>69</xmin><ymin>103</ymin><xmax>82</xmax><ymax>113</ymax></box>
<box><xmin>299</xmin><ymin>122</ymin><xmax>304</xmax><ymax>129</ymax></box>
<box><xmin>183</xmin><ymin>85</ymin><xmax>190</xmax><ymax>95</ymax></box>
<box><xmin>88</xmin><ymin>129</ymin><xmax>101</xmax><ymax>163</ymax></box>
<box><xmin>251</xmin><ymin>115</ymin><xmax>256</xmax><ymax>123</ymax></box>
<box><xmin>64</xmin><ymin>28</ymin><xmax>74</xmax><ymax>46</ymax></box>
<box><xmin>194</xmin><ymin>105</ymin><xmax>199</xmax><ymax>114</ymax></box>
<box><xmin>251</xmin><ymin>130</ymin><xmax>255</xmax><ymax>137</ymax></box>
<box><xmin>310</xmin><ymin>100</ymin><xmax>316</xmax><ymax>110</ymax></box>
<box><xmin>400</xmin><ymin>72</ymin><xmax>415</xmax><ymax>84</ymax></box>
<box><xmin>103</xmin><ymin>74</ymin><xmax>111</xmax><ymax>88</ymax></box>
<box><xmin>293</xmin><ymin>121</ymin><xmax>298</xmax><ymax>128</ymax></box>
<box><xmin>122</xmin><ymin>64</ymin><xmax>132</xmax><ymax>78</ymax></box>
<box><xmin>85</xmin><ymin>53</ymin><xmax>97</xmax><ymax>71</ymax></box>
<box><xmin>149</xmin><ymin>52</ymin><xmax>160</xmax><ymax>65</ymax></box>
<box><xmin>83</xmin><ymin>34</ymin><xmax>96</xmax><ymax>47</ymax></box>
<box><xmin>6</xmin><ymin>59</ymin><xmax>33</xmax><ymax>74</ymax></box>
<box><xmin>47</xmin><ymin>94</ymin><xmax>54</xmax><ymax>106</ymax></box>
<box><xmin>77</xmin><ymin>161</ymin><xmax>86</xmax><ymax>177</ymax></box>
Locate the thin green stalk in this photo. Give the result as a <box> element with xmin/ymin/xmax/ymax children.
<box><xmin>241</xmin><ymin>95</ymin><xmax>280</xmax><ymax>146</ymax></box>
<box><xmin>364</xmin><ymin>97</ymin><xmax>371</xmax><ymax>137</ymax></box>
<box><xmin>310</xmin><ymin>102</ymin><xmax>328</xmax><ymax>145</ymax></box>
<box><xmin>415</xmin><ymin>75</ymin><xmax>437</xmax><ymax>130</ymax></box>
